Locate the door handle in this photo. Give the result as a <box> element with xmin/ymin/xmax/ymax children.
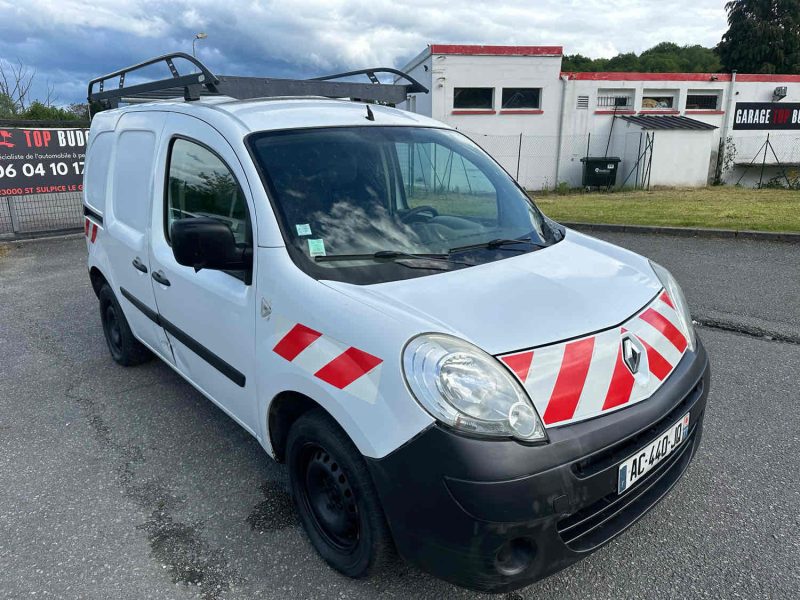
<box><xmin>131</xmin><ymin>257</ymin><xmax>148</xmax><ymax>273</ymax></box>
<box><xmin>151</xmin><ymin>270</ymin><xmax>171</xmax><ymax>287</ymax></box>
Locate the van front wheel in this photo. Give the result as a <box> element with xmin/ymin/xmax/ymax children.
<box><xmin>287</xmin><ymin>409</ymin><xmax>394</xmax><ymax>578</ymax></box>
<box><xmin>99</xmin><ymin>284</ymin><xmax>152</xmax><ymax>366</ymax></box>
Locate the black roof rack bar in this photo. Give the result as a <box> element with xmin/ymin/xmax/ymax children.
<box><xmin>311</xmin><ymin>67</ymin><xmax>428</xmax><ymax>94</ymax></box>
<box><xmin>88</xmin><ymin>54</ymin><xmax>427</xmax><ymax>116</ymax></box>
<box><xmin>88</xmin><ymin>52</ymin><xmax>219</xmax><ymax>109</ymax></box>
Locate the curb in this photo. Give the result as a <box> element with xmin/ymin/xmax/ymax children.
<box><xmin>0</xmin><ymin>228</ymin><xmax>83</xmax><ymax>245</ymax></box>
<box><xmin>563</xmin><ymin>222</ymin><xmax>800</xmax><ymax>243</ymax></box>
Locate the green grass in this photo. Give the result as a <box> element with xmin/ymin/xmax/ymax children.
<box><xmin>533</xmin><ymin>187</ymin><xmax>800</xmax><ymax>233</ymax></box>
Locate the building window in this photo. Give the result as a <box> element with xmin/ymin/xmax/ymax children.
<box><xmin>453</xmin><ymin>87</ymin><xmax>494</xmax><ymax>109</ymax></box>
<box><xmin>642</xmin><ymin>95</ymin><xmax>675</xmax><ymax>109</ymax></box>
<box><xmin>596</xmin><ymin>89</ymin><xmax>634</xmax><ymax>110</ymax></box>
<box><xmin>501</xmin><ymin>88</ymin><xmax>541</xmax><ymax>109</ymax></box>
<box><xmin>597</xmin><ymin>95</ymin><xmax>632</xmax><ymax>108</ymax></box>
<box><xmin>686</xmin><ymin>93</ymin><xmax>720</xmax><ymax>110</ymax></box>
<box><xmin>577</xmin><ymin>95</ymin><xmax>589</xmax><ymax>109</ymax></box>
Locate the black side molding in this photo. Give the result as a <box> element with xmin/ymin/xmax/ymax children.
<box><xmin>119</xmin><ymin>287</ymin><xmax>246</xmax><ymax>388</ymax></box>
<box><xmin>121</xmin><ymin>287</ymin><xmax>158</xmax><ymax>322</ymax></box>
<box><xmin>83</xmin><ymin>205</ymin><xmax>104</xmax><ymax>225</ymax></box>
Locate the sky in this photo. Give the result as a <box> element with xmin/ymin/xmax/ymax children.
<box><xmin>0</xmin><ymin>0</ymin><xmax>730</xmax><ymax>107</ymax></box>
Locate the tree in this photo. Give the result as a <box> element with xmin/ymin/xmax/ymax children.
<box><xmin>605</xmin><ymin>52</ymin><xmax>641</xmax><ymax>71</ymax></box>
<box><xmin>681</xmin><ymin>45</ymin><xmax>723</xmax><ymax>72</ymax></box>
<box><xmin>561</xmin><ymin>54</ymin><xmax>599</xmax><ymax>72</ymax></box>
<box><xmin>0</xmin><ymin>59</ymin><xmax>85</xmax><ymax>121</ymax></box>
<box><xmin>66</xmin><ymin>103</ymin><xmax>90</xmax><ymax>120</ymax></box>
<box><xmin>561</xmin><ymin>42</ymin><xmax>721</xmax><ymax>73</ymax></box>
<box><xmin>718</xmin><ymin>0</ymin><xmax>800</xmax><ymax>73</ymax></box>
<box><xmin>20</xmin><ymin>101</ymin><xmax>80</xmax><ymax>121</ymax></box>
<box><xmin>0</xmin><ymin>93</ymin><xmax>16</xmax><ymax>118</ymax></box>
<box><xmin>0</xmin><ymin>59</ymin><xmax>39</xmax><ymax>113</ymax></box>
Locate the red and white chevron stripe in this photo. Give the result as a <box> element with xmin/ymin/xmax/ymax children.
<box><xmin>272</xmin><ymin>320</ymin><xmax>383</xmax><ymax>404</ymax></box>
<box><xmin>499</xmin><ymin>290</ymin><xmax>689</xmax><ymax>428</ymax></box>
<box><xmin>84</xmin><ymin>218</ymin><xmax>99</xmax><ymax>243</ymax></box>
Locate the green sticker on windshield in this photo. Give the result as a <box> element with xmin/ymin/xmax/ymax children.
<box><xmin>307</xmin><ymin>238</ymin><xmax>326</xmax><ymax>257</ymax></box>
<box><xmin>296</xmin><ymin>223</ymin><xmax>312</xmax><ymax>236</ymax></box>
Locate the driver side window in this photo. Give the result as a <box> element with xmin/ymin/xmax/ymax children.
<box><xmin>166</xmin><ymin>138</ymin><xmax>251</xmax><ymax>247</ymax></box>
<box><xmin>395</xmin><ymin>141</ymin><xmax>498</xmax><ymax>221</ymax></box>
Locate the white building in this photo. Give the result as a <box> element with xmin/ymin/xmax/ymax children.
<box><xmin>399</xmin><ymin>44</ymin><xmax>800</xmax><ymax>189</ymax></box>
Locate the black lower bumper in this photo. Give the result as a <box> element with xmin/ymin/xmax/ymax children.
<box><xmin>367</xmin><ymin>339</ymin><xmax>710</xmax><ymax>593</ymax></box>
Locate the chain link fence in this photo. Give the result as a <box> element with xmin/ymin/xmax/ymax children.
<box><xmin>0</xmin><ymin>192</ymin><xmax>84</xmax><ymax>238</ymax></box>
<box><xmin>466</xmin><ymin>129</ymin><xmax>800</xmax><ymax>192</ymax></box>
<box><xmin>723</xmin><ymin>133</ymin><xmax>800</xmax><ymax>188</ymax></box>
<box><xmin>464</xmin><ymin>131</ymin><xmax>641</xmax><ymax>191</ymax></box>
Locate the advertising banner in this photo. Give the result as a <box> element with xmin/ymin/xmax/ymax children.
<box><xmin>732</xmin><ymin>102</ymin><xmax>800</xmax><ymax>130</ymax></box>
<box><xmin>0</xmin><ymin>127</ymin><xmax>89</xmax><ymax>196</ymax></box>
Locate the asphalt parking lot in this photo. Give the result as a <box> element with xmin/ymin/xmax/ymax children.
<box><xmin>1</xmin><ymin>233</ymin><xmax>798</xmax><ymax>599</ymax></box>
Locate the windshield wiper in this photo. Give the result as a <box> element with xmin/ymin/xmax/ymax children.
<box><xmin>447</xmin><ymin>237</ymin><xmax>545</xmax><ymax>254</ymax></box>
<box><xmin>315</xmin><ymin>250</ymin><xmax>469</xmax><ymax>267</ymax></box>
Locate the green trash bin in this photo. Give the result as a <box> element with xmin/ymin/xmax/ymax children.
<box><xmin>580</xmin><ymin>156</ymin><xmax>621</xmax><ymax>187</ymax></box>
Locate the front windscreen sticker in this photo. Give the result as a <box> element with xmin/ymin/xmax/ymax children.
<box><xmin>296</xmin><ymin>223</ymin><xmax>312</xmax><ymax>236</ymax></box>
<box><xmin>307</xmin><ymin>238</ymin><xmax>326</xmax><ymax>257</ymax></box>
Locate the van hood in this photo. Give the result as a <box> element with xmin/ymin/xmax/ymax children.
<box><xmin>322</xmin><ymin>230</ymin><xmax>662</xmax><ymax>355</ymax></box>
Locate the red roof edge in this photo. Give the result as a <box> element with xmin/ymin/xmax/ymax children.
<box><xmin>561</xmin><ymin>71</ymin><xmax>800</xmax><ymax>83</ymax></box>
<box><xmin>431</xmin><ymin>44</ymin><xmax>563</xmax><ymax>57</ymax></box>
<box><xmin>562</xmin><ymin>72</ymin><xmax>732</xmax><ymax>82</ymax></box>
<box><xmin>736</xmin><ymin>73</ymin><xmax>800</xmax><ymax>82</ymax></box>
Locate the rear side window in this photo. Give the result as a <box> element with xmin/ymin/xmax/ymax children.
<box><xmin>113</xmin><ymin>130</ymin><xmax>155</xmax><ymax>230</ymax></box>
<box><xmin>84</xmin><ymin>131</ymin><xmax>113</xmax><ymax>213</ymax></box>
<box><xmin>165</xmin><ymin>138</ymin><xmax>250</xmax><ymax>245</ymax></box>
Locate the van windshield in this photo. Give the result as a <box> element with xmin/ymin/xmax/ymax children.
<box><xmin>248</xmin><ymin>126</ymin><xmax>563</xmax><ymax>284</ymax></box>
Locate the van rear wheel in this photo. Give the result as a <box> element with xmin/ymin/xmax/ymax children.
<box><xmin>287</xmin><ymin>409</ymin><xmax>394</xmax><ymax>578</ymax></box>
<box><xmin>99</xmin><ymin>284</ymin><xmax>152</xmax><ymax>366</ymax></box>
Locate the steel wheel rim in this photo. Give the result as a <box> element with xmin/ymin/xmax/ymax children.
<box><xmin>299</xmin><ymin>443</ymin><xmax>360</xmax><ymax>552</ymax></box>
<box><xmin>104</xmin><ymin>304</ymin><xmax>122</xmax><ymax>355</ymax></box>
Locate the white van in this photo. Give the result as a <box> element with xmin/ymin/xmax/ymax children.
<box><xmin>83</xmin><ymin>54</ymin><xmax>710</xmax><ymax>593</ymax></box>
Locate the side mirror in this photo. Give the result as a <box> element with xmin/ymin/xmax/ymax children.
<box><xmin>170</xmin><ymin>217</ymin><xmax>250</xmax><ymax>272</ymax></box>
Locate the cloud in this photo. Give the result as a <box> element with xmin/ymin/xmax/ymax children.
<box><xmin>0</xmin><ymin>0</ymin><xmax>729</xmax><ymax>105</ymax></box>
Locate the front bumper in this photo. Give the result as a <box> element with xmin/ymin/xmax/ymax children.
<box><xmin>367</xmin><ymin>338</ymin><xmax>710</xmax><ymax>593</ymax></box>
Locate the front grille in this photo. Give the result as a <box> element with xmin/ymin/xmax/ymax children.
<box><xmin>571</xmin><ymin>378</ymin><xmax>704</xmax><ymax>479</ymax></box>
<box><xmin>557</xmin><ymin>422</ymin><xmax>699</xmax><ymax>552</ymax></box>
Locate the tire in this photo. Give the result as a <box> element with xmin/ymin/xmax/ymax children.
<box><xmin>98</xmin><ymin>284</ymin><xmax>152</xmax><ymax>366</ymax></box>
<box><xmin>287</xmin><ymin>409</ymin><xmax>395</xmax><ymax>578</ymax></box>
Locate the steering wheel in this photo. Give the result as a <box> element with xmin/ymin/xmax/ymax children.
<box><xmin>400</xmin><ymin>205</ymin><xmax>439</xmax><ymax>222</ymax></box>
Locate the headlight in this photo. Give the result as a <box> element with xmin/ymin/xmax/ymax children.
<box><xmin>402</xmin><ymin>333</ymin><xmax>547</xmax><ymax>441</ymax></box>
<box><xmin>650</xmin><ymin>261</ymin><xmax>696</xmax><ymax>351</ymax></box>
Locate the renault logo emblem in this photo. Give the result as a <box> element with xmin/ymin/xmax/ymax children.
<box><xmin>622</xmin><ymin>337</ymin><xmax>641</xmax><ymax>374</ymax></box>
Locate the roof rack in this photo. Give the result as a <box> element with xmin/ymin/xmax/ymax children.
<box><xmin>87</xmin><ymin>52</ymin><xmax>428</xmax><ymax>116</ymax></box>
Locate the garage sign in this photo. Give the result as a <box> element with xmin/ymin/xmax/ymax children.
<box><xmin>0</xmin><ymin>127</ymin><xmax>89</xmax><ymax>196</ymax></box>
<box><xmin>732</xmin><ymin>102</ymin><xmax>800</xmax><ymax>130</ymax></box>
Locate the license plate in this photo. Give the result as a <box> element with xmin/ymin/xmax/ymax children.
<box><xmin>617</xmin><ymin>413</ymin><xmax>690</xmax><ymax>494</ymax></box>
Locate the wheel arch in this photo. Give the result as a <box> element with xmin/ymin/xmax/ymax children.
<box><xmin>267</xmin><ymin>390</ymin><xmax>341</xmax><ymax>463</ymax></box>
<box><xmin>89</xmin><ymin>265</ymin><xmax>109</xmax><ymax>298</ymax></box>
